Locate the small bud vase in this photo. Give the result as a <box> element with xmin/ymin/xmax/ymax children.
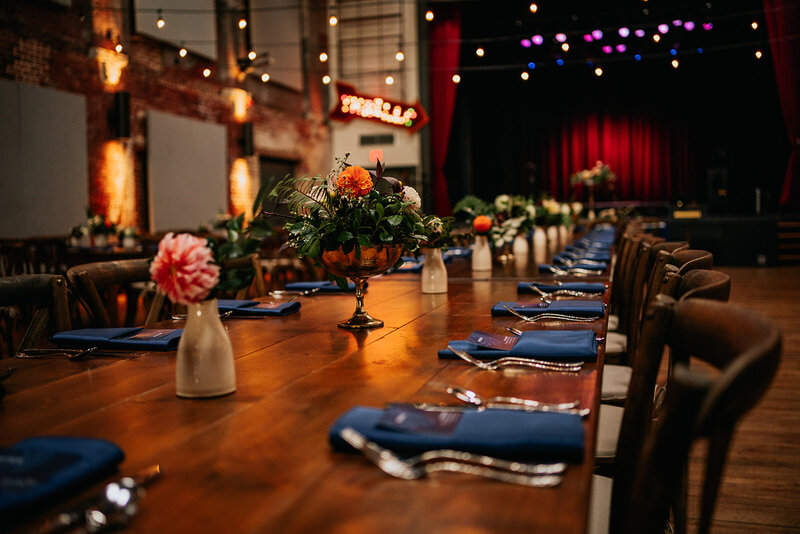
<box><xmin>558</xmin><ymin>225</ymin><xmax>569</xmax><ymax>249</ymax></box>
<box><xmin>512</xmin><ymin>233</ymin><xmax>529</xmax><ymax>258</ymax></box>
<box><xmin>421</xmin><ymin>248</ymin><xmax>447</xmax><ymax>294</ymax></box>
<box><xmin>546</xmin><ymin>226</ymin><xmax>559</xmax><ymax>255</ymax></box>
<box><xmin>533</xmin><ymin>226</ymin><xmax>547</xmax><ymax>264</ymax></box>
<box><xmin>176</xmin><ymin>298</ymin><xmax>236</xmax><ymax>398</ymax></box>
<box><xmin>472</xmin><ymin>235</ymin><xmax>492</xmax><ymax>271</ymax></box>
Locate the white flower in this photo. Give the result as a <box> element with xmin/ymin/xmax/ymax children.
<box><xmin>402</xmin><ymin>186</ymin><xmax>422</xmax><ymax>211</ymax></box>
<box><xmin>571</xmin><ymin>202</ymin><xmax>583</xmax><ymax>215</ymax></box>
<box><xmin>560</xmin><ymin>203</ymin><xmax>571</xmax><ymax>215</ymax></box>
<box><xmin>494</xmin><ymin>194</ymin><xmax>512</xmax><ymax>212</ymax></box>
<box><xmin>427</xmin><ymin>216</ymin><xmax>443</xmax><ymax>233</ymax></box>
<box><xmin>525</xmin><ymin>204</ymin><xmax>537</xmax><ymax>219</ymax></box>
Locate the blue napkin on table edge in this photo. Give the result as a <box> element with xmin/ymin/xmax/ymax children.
<box><xmin>285</xmin><ymin>281</ymin><xmax>359</xmax><ymax>292</ymax></box>
<box><xmin>52</xmin><ymin>327</ymin><xmax>182</xmax><ymax>351</ymax></box>
<box><xmin>517</xmin><ymin>282</ymin><xmax>606</xmax><ymax>294</ymax></box>
<box><xmin>438</xmin><ymin>329</ymin><xmax>598</xmax><ymax>362</ymax></box>
<box><xmin>328</xmin><ymin>406</ymin><xmax>584</xmax><ymax>462</ymax></box>
<box><xmin>0</xmin><ymin>436</ymin><xmax>124</xmax><ymax>523</ymax></box>
<box><xmin>216</xmin><ymin>299</ymin><xmax>301</xmax><ymax>316</ymax></box>
<box><xmin>491</xmin><ymin>300</ymin><xmax>606</xmax><ymax>317</ymax></box>
<box><xmin>538</xmin><ymin>262</ymin><xmax>608</xmax><ymax>272</ymax></box>
<box><xmin>555</xmin><ymin>252</ymin><xmax>611</xmax><ymax>263</ymax></box>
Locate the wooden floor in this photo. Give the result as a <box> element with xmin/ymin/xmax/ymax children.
<box><xmin>687</xmin><ymin>266</ymin><xmax>800</xmax><ymax>533</ymax></box>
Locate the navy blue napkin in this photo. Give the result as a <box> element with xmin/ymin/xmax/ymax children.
<box><xmin>517</xmin><ymin>282</ymin><xmax>606</xmax><ymax>294</ymax></box>
<box><xmin>392</xmin><ymin>256</ymin><xmax>425</xmax><ymax>273</ymax></box>
<box><xmin>442</xmin><ymin>247</ymin><xmax>472</xmax><ymax>260</ymax></box>
<box><xmin>52</xmin><ymin>327</ymin><xmax>182</xmax><ymax>350</ymax></box>
<box><xmin>0</xmin><ymin>437</ymin><xmax>124</xmax><ymax>523</ymax></box>
<box><xmin>438</xmin><ymin>329</ymin><xmax>598</xmax><ymax>361</ymax></box>
<box><xmin>539</xmin><ymin>262</ymin><xmax>607</xmax><ymax>272</ymax></box>
<box><xmin>216</xmin><ymin>299</ymin><xmax>301</xmax><ymax>316</ymax></box>
<box><xmin>492</xmin><ymin>300</ymin><xmax>605</xmax><ymax>317</ymax></box>
<box><xmin>285</xmin><ymin>281</ymin><xmax>357</xmax><ymax>292</ymax></box>
<box><xmin>329</xmin><ymin>406</ymin><xmax>584</xmax><ymax>462</ymax></box>
<box><xmin>555</xmin><ymin>251</ymin><xmax>611</xmax><ymax>262</ymax></box>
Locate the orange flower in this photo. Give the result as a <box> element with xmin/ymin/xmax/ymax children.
<box><xmin>473</xmin><ymin>215</ymin><xmax>493</xmax><ymax>234</ymax></box>
<box><xmin>336</xmin><ymin>166</ymin><xmax>373</xmax><ymax>198</ymax></box>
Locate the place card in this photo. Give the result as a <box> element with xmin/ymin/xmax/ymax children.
<box><xmin>466</xmin><ymin>330</ymin><xmax>519</xmax><ymax>351</ymax></box>
<box><xmin>126</xmin><ymin>329</ymin><xmax>175</xmax><ymax>341</ymax></box>
<box><xmin>377</xmin><ymin>404</ymin><xmax>462</xmax><ymax>436</ymax></box>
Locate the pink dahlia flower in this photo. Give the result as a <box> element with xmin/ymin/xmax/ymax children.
<box><xmin>150</xmin><ymin>233</ymin><xmax>220</xmax><ymax>305</ymax></box>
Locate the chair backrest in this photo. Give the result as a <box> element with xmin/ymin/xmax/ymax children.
<box><xmin>66</xmin><ymin>259</ymin><xmax>163</xmax><ymax>328</ymax></box>
<box><xmin>611</xmin><ymin>296</ymin><xmax>781</xmax><ymax>533</ymax></box>
<box><xmin>0</xmin><ymin>274</ymin><xmax>70</xmax><ymax>353</ymax></box>
<box><xmin>648</xmin><ymin>249</ymin><xmax>714</xmax><ymax>308</ymax></box>
<box><xmin>220</xmin><ymin>253</ymin><xmax>265</xmax><ymax>298</ymax></box>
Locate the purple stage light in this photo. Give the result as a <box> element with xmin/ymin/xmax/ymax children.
<box><xmin>521</xmin><ymin>39</ymin><xmax>532</xmax><ymax>48</ymax></box>
<box><xmin>616</xmin><ymin>44</ymin><xmax>627</xmax><ymax>53</ymax></box>
<box><xmin>592</xmin><ymin>29</ymin><xmax>603</xmax><ymax>40</ymax></box>
<box><xmin>555</xmin><ymin>33</ymin><xmax>567</xmax><ymax>43</ymax></box>
<box><xmin>618</xmin><ymin>27</ymin><xmax>630</xmax><ymax>38</ymax></box>
<box><xmin>703</xmin><ymin>22</ymin><xmax>713</xmax><ymax>31</ymax></box>
<box><xmin>634</xmin><ymin>29</ymin><xmax>646</xmax><ymax>37</ymax></box>
<box><xmin>672</xmin><ymin>20</ymin><xmax>682</xmax><ymax>26</ymax></box>
<box><xmin>602</xmin><ymin>45</ymin><xmax>613</xmax><ymax>54</ymax></box>
<box><xmin>584</xmin><ymin>34</ymin><xmax>594</xmax><ymax>42</ymax></box>
<box><xmin>684</xmin><ymin>21</ymin><xmax>695</xmax><ymax>31</ymax></box>
<box><xmin>658</xmin><ymin>24</ymin><xmax>669</xmax><ymax>34</ymax></box>
<box><xmin>532</xmin><ymin>34</ymin><xmax>544</xmax><ymax>45</ymax></box>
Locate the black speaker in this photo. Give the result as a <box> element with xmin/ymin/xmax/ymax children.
<box><xmin>110</xmin><ymin>91</ymin><xmax>130</xmax><ymax>138</ymax></box>
<box><xmin>241</xmin><ymin>122</ymin><xmax>254</xmax><ymax>156</ymax></box>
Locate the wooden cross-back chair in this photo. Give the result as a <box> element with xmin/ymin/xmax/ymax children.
<box><xmin>590</xmin><ymin>296</ymin><xmax>781</xmax><ymax>534</ymax></box>
<box><xmin>0</xmin><ymin>274</ymin><xmax>70</xmax><ymax>356</ymax></box>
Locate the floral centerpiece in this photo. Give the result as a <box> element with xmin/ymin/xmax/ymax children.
<box><xmin>471</xmin><ymin>215</ymin><xmax>494</xmax><ymax>270</ymax></box>
<box><xmin>490</xmin><ymin>195</ymin><xmax>536</xmax><ymax>248</ymax></box>
<box><xmin>453</xmin><ymin>195</ymin><xmax>493</xmax><ymax>224</ymax></box>
<box><xmin>86</xmin><ymin>209</ymin><xmax>117</xmax><ymax>237</ymax></box>
<box><xmin>420</xmin><ymin>216</ymin><xmax>454</xmax><ymax>294</ymax></box>
<box><xmin>421</xmin><ymin>215</ymin><xmax>455</xmax><ymax>249</ymax></box>
<box><xmin>570</xmin><ymin>161</ymin><xmax>616</xmax><ymax>218</ymax></box>
<box><xmin>254</xmin><ymin>154</ymin><xmax>426</xmax><ymax>328</ymax></box>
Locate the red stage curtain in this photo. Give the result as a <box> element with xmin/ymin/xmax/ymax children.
<box><xmin>429</xmin><ymin>8</ymin><xmax>460</xmax><ymax>215</ymax></box>
<box><xmin>764</xmin><ymin>0</ymin><xmax>800</xmax><ymax>210</ymax></box>
<box><xmin>541</xmin><ymin>109</ymin><xmax>690</xmax><ymax>202</ymax></box>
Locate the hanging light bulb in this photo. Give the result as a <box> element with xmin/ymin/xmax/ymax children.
<box><xmin>671</xmin><ymin>59</ymin><xmax>679</xmax><ymax>68</ymax></box>
<box><xmin>452</xmin><ymin>74</ymin><xmax>461</xmax><ymax>83</ymax></box>
<box><xmin>476</xmin><ymin>47</ymin><xmax>484</xmax><ymax>57</ymax></box>
<box><xmin>156</xmin><ymin>10</ymin><xmax>165</xmax><ymax>29</ymax></box>
<box><xmin>239</xmin><ymin>18</ymin><xmax>247</xmax><ymax>29</ymax></box>
<box><xmin>755</xmin><ymin>50</ymin><xmax>763</xmax><ymax>59</ymax></box>
<box><xmin>595</xmin><ymin>67</ymin><xmax>603</xmax><ymax>76</ymax></box>
<box><xmin>521</xmin><ymin>71</ymin><xmax>529</xmax><ymax>80</ymax></box>
<box><xmin>329</xmin><ymin>15</ymin><xmax>338</xmax><ymax>26</ymax></box>
<box><xmin>261</xmin><ymin>73</ymin><xmax>270</xmax><ymax>82</ymax></box>
<box><xmin>319</xmin><ymin>52</ymin><xmax>328</xmax><ymax>62</ymax></box>
<box><xmin>425</xmin><ymin>10</ymin><xmax>434</xmax><ymax>21</ymax></box>
<box><xmin>115</xmin><ymin>43</ymin><xmax>123</xmax><ymax>53</ymax></box>
<box><xmin>179</xmin><ymin>46</ymin><xmax>187</xmax><ymax>58</ymax></box>
<box><xmin>395</xmin><ymin>50</ymin><xmax>405</xmax><ymax>61</ymax></box>
<box><xmin>529</xmin><ymin>3</ymin><xmax>538</xmax><ymax>13</ymax></box>
<box><xmin>385</xmin><ymin>75</ymin><xmax>394</xmax><ymax>85</ymax></box>
<box><xmin>561</xmin><ymin>43</ymin><xmax>570</xmax><ymax>52</ymax></box>
<box><xmin>203</xmin><ymin>68</ymin><xmax>212</xmax><ymax>77</ymax></box>
<box><xmin>751</xmin><ymin>21</ymin><xmax>758</xmax><ymax>30</ymax></box>
<box><xmin>248</xmin><ymin>50</ymin><xmax>257</xmax><ymax>61</ymax></box>
<box><xmin>322</xmin><ymin>75</ymin><xmax>331</xmax><ymax>84</ymax></box>
<box><xmin>653</xmin><ymin>34</ymin><xmax>661</xmax><ymax>42</ymax></box>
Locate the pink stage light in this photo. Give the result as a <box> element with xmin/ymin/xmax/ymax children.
<box><xmin>658</xmin><ymin>24</ymin><xmax>669</xmax><ymax>34</ymax></box>
<box><xmin>618</xmin><ymin>27</ymin><xmax>630</xmax><ymax>38</ymax></box>
<box><xmin>584</xmin><ymin>34</ymin><xmax>594</xmax><ymax>42</ymax></box>
<box><xmin>592</xmin><ymin>29</ymin><xmax>603</xmax><ymax>40</ymax></box>
<box><xmin>532</xmin><ymin>34</ymin><xmax>544</xmax><ymax>45</ymax></box>
<box><xmin>703</xmin><ymin>22</ymin><xmax>713</xmax><ymax>31</ymax></box>
<box><xmin>521</xmin><ymin>39</ymin><xmax>532</xmax><ymax>48</ymax></box>
<box><xmin>602</xmin><ymin>45</ymin><xmax>613</xmax><ymax>54</ymax></box>
<box><xmin>555</xmin><ymin>33</ymin><xmax>567</xmax><ymax>43</ymax></box>
<box><xmin>634</xmin><ymin>29</ymin><xmax>646</xmax><ymax>37</ymax></box>
<box><xmin>616</xmin><ymin>44</ymin><xmax>627</xmax><ymax>53</ymax></box>
<box><xmin>684</xmin><ymin>21</ymin><xmax>695</xmax><ymax>31</ymax></box>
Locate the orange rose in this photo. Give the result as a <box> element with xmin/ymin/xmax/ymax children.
<box><xmin>473</xmin><ymin>215</ymin><xmax>492</xmax><ymax>234</ymax></box>
<box><xmin>336</xmin><ymin>166</ymin><xmax>374</xmax><ymax>198</ymax></box>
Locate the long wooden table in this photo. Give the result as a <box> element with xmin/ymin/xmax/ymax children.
<box><xmin>2</xmin><ymin>258</ymin><xmax>608</xmax><ymax>533</ymax></box>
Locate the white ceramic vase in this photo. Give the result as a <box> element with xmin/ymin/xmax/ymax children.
<box><xmin>122</xmin><ymin>236</ymin><xmax>136</xmax><ymax>249</ymax></box>
<box><xmin>421</xmin><ymin>248</ymin><xmax>448</xmax><ymax>294</ymax></box>
<box><xmin>176</xmin><ymin>298</ymin><xmax>236</xmax><ymax>398</ymax></box>
<box><xmin>558</xmin><ymin>225</ymin><xmax>569</xmax><ymax>250</ymax></box>
<box><xmin>546</xmin><ymin>226</ymin><xmax>559</xmax><ymax>255</ymax></box>
<box><xmin>93</xmin><ymin>234</ymin><xmax>108</xmax><ymax>247</ymax></box>
<box><xmin>472</xmin><ymin>235</ymin><xmax>492</xmax><ymax>271</ymax></box>
<box><xmin>512</xmin><ymin>233</ymin><xmax>529</xmax><ymax>257</ymax></box>
<box><xmin>533</xmin><ymin>226</ymin><xmax>547</xmax><ymax>264</ymax></box>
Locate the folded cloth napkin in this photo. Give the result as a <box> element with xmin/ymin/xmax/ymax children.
<box><xmin>491</xmin><ymin>300</ymin><xmax>606</xmax><ymax>317</ymax></box>
<box><xmin>391</xmin><ymin>257</ymin><xmax>425</xmax><ymax>273</ymax></box>
<box><xmin>52</xmin><ymin>327</ymin><xmax>182</xmax><ymax>350</ymax></box>
<box><xmin>539</xmin><ymin>262</ymin><xmax>608</xmax><ymax>272</ymax></box>
<box><xmin>442</xmin><ymin>247</ymin><xmax>472</xmax><ymax>259</ymax></box>
<box><xmin>0</xmin><ymin>436</ymin><xmax>124</xmax><ymax>523</ymax></box>
<box><xmin>329</xmin><ymin>405</ymin><xmax>584</xmax><ymax>462</ymax></box>
<box><xmin>517</xmin><ymin>282</ymin><xmax>606</xmax><ymax>294</ymax></box>
<box><xmin>438</xmin><ymin>329</ymin><xmax>598</xmax><ymax>362</ymax></box>
<box><xmin>285</xmin><ymin>281</ymin><xmax>357</xmax><ymax>292</ymax></box>
<box><xmin>216</xmin><ymin>299</ymin><xmax>301</xmax><ymax>316</ymax></box>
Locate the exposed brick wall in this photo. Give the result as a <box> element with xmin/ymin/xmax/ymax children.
<box><xmin>0</xmin><ymin>0</ymin><xmax>329</xmax><ymax>232</ymax></box>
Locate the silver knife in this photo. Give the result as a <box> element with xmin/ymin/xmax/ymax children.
<box><xmin>37</xmin><ymin>464</ymin><xmax>161</xmax><ymax>533</ymax></box>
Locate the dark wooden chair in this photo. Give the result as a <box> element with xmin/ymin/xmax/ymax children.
<box><xmin>590</xmin><ymin>296</ymin><xmax>781</xmax><ymax>534</ymax></box>
<box><xmin>0</xmin><ymin>274</ymin><xmax>70</xmax><ymax>356</ymax></box>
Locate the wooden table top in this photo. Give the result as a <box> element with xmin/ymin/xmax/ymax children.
<box><xmin>2</xmin><ymin>257</ymin><xmax>608</xmax><ymax>534</ymax></box>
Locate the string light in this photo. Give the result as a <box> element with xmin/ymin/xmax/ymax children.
<box><xmin>238</xmin><ymin>18</ymin><xmax>247</xmax><ymax>29</ymax></box>
<box><xmin>322</xmin><ymin>75</ymin><xmax>331</xmax><ymax>84</ymax></box>
<box><xmin>555</xmin><ymin>33</ymin><xmax>567</xmax><ymax>43</ymax></box>
<box><xmin>658</xmin><ymin>23</ymin><xmax>669</xmax><ymax>34</ymax></box>
<box><xmin>595</xmin><ymin>67</ymin><xmax>603</xmax><ymax>76</ymax></box>
<box><xmin>521</xmin><ymin>39</ymin><xmax>532</xmax><ymax>48</ymax></box>
<box><xmin>703</xmin><ymin>22</ymin><xmax>713</xmax><ymax>31</ymax></box>
<box><xmin>671</xmin><ymin>59</ymin><xmax>679</xmax><ymax>68</ymax></box>
<box><xmin>591</xmin><ymin>30</ymin><xmax>603</xmax><ymax>40</ymax></box>
<box><xmin>755</xmin><ymin>50</ymin><xmax>762</xmax><ymax>59</ymax></box>
<box><xmin>653</xmin><ymin>34</ymin><xmax>661</xmax><ymax>42</ymax></box>
<box><xmin>452</xmin><ymin>74</ymin><xmax>461</xmax><ymax>83</ymax></box>
<box><xmin>684</xmin><ymin>21</ymin><xmax>695</xmax><ymax>31</ymax></box>
<box><xmin>203</xmin><ymin>68</ymin><xmax>211</xmax><ymax>77</ymax></box>
<box><xmin>616</xmin><ymin>44</ymin><xmax>626</xmax><ymax>53</ymax></box>
<box><xmin>532</xmin><ymin>34</ymin><xmax>544</xmax><ymax>45</ymax></box>
<box><xmin>561</xmin><ymin>43</ymin><xmax>570</xmax><ymax>52</ymax></box>
<box><xmin>521</xmin><ymin>71</ymin><xmax>529</xmax><ymax>80</ymax></box>
<box><xmin>319</xmin><ymin>52</ymin><xmax>328</xmax><ymax>62</ymax></box>
<box><xmin>529</xmin><ymin>3</ymin><xmax>538</xmax><ymax>13</ymax></box>
<box><xmin>634</xmin><ymin>29</ymin><xmax>645</xmax><ymax>37</ymax></box>
<box><xmin>156</xmin><ymin>9</ymin><xmax>165</xmax><ymax>29</ymax></box>
<box><xmin>385</xmin><ymin>75</ymin><xmax>394</xmax><ymax>85</ymax></box>
<box><xmin>329</xmin><ymin>15</ymin><xmax>338</xmax><ymax>26</ymax></box>
<box><xmin>476</xmin><ymin>47</ymin><xmax>484</xmax><ymax>57</ymax></box>
<box><xmin>178</xmin><ymin>46</ymin><xmax>187</xmax><ymax>58</ymax></box>
<box><xmin>248</xmin><ymin>50</ymin><xmax>257</xmax><ymax>61</ymax></box>
<box><xmin>425</xmin><ymin>10</ymin><xmax>434</xmax><ymax>22</ymax></box>
<box><xmin>261</xmin><ymin>73</ymin><xmax>270</xmax><ymax>82</ymax></box>
<box><xmin>751</xmin><ymin>21</ymin><xmax>758</xmax><ymax>30</ymax></box>
<box><xmin>115</xmin><ymin>43</ymin><xmax>123</xmax><ymax>53</ymax></box>
<box><xmin>395</xmin><ymin>50</ymin><xmax>404</xmax><ymax>61</ymax></box>
<box><xmin>618</xmin><ymin>27</ymin><xmax>630</xmax><ymax>38</ymax></box>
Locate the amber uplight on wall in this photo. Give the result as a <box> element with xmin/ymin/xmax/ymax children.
<box><xmin>230</xmin><ymin>157</ymin><xmax>255</xmax><ymax>219</ymax></box>
<box><xmin>101</xmin><ymin>140</ymin><xmax>137</xmax><ymax>227</ymax></box>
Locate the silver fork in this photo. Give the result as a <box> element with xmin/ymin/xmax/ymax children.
<box><xmin>447</xmin><ymin>345</ymin><xmax>582</xmax><ymax>372</ymax></box>
<box><xmin>527</xmin><ymin>284</ymin><xmax>599</xmax><ymax>298</ymax></box>
<box><xmin>339</xmin><ymin>427</ymin><xmax>563</xmax><ymax>487</ymax></box>
<box><xmin>546</xmin><ymin>265</ymin><xmax>603</xmax><ymax>277</ymax></box>
<box><xmin>268</xmin><ymin>288</ymin><xmax>320</xmax><ymax>297</ymax></box>
<box><xmin>555</xmin><ymin>258</ymin><xmax>607</xmax><ymax>268</ymax></box>
<box><xmin>502</xmin><ymin>305</ymin><xmax>602</xmax><ymax>323</ymax></box>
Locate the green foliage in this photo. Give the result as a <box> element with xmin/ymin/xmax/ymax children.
<box><xmin>453</xmin><ymin>195</ymin><xmax>493</xmax><ymax>222</ymax></box>
<box><xmin>421</xmin><ymin>215</ymin><xmax>456</xmax><ymax>249</ymax></box>
<box><xmin>207</xmin><ymin>213</ymin><xmax>261</xmax><ymax>296</ymax></box>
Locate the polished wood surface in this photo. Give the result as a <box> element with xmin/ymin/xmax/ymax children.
<box><xmin>1</xmin><ymin>258</ymin><xmax>608</xmax><ymax>534</ymax></box>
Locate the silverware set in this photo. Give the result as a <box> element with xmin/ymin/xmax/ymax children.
<box><xmin>502</xmin><ymin>305</ymin><xmax>602</xmax><ymax>323</ymax></box>
<box><xmin>447</xmin><ymin>344</ymin><xmax>583</xmax><ymax>373</ymax></box>
<box><xmin>527</xmin><ymin>284</ymin><xmax>601</xmax><ymax>299</ymax></box>
<box><xmin>338</xmin><ymin>427</ymin><xmax>564</xmax><ymax>487</ymax></box>
<box><xmin>268</xmin><ymin>288</ymin><xmax>320</xmax><ymax>297</ymax></box>
<box><xmin>546</xmin><ymin>265</ymin><xmax>604</xmax><ymax>276</ymax></box>
<box><xmin>15</xmin><ymin>347</ymin><xmax>143</xmax><ymax>360</ymax></box>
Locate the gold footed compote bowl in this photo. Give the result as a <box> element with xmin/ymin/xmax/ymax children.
<box><xmin>319</xmin><ymin>244</ymin><xmax>404</xmax><ymax>329</ymax></box>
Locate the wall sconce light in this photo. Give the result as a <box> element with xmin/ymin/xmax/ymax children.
<box><xmin>241</xmin><ymin>122</ymin><xmax>254</xmax><ymax>156</ymax></box>
<box><xmin>108</xmin><ymin>91</ymin><xmax>130</xmax><ymax>138</ymax></box>
<box><xmin>92</xmin><ymin>47</ymin><xmax>128</xmax><ymax>87</ymax></box>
